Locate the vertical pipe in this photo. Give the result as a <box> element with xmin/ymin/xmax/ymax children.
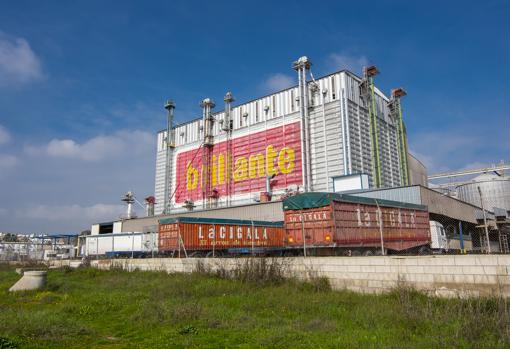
<box><xmin>297</xmin><ymin>68</ymin><xmax>307</xmax><ymax>192</ymax></box>
<box><xmin>370</xmin><ymin>79</ymin><xmax>381</xmax><ymax>187</ymax></box>
<box><xmin>251</xmin><ymin>221</ymin><xmax>255</xmax><ymax>256</ymax></box>
<box><xmin>212</xmin><ymin>224</ymin><xmax>215</xmax><ymax>258</ymax></box>
<box><xmin>374</xmin><ymin>199</ymin><xmax>385</xmax><ymax>255</ymax></box>
<box><xmin>301</xmin><ymin>213</ymin><xmax>307</xmax><ymax>258</ymax></box>
<box><xmin>478</xmin><ymin>186</ymin><xmax>491</xmax><ymax>253</ymax></box>
<box><xmin>340</xmin><ymin>86</ymin><xmax>349</xmax><ymax>175</ymax></box>
<box><xmin>131</xmin><ymin>232</ymin><xmax>134</xmax><ymax>259</ymax></box>
<box><xmin>458</xmin><ymin>221</ymin><xmax>465</xmax><ymax>253</ymax></box>
<box><xmin>321</xmin><ymin>88</ymin><xmax>330</xmax><ymax>190</ymax></box>
<box><xmin>163</xmin><ymin>101</ymin><xmax>175</xmax><ymax>214</ymax></box>
<box><xmin>302</xmin><ymin>68</ymin><xmax>312</xmax><ymax>192</ymax></box>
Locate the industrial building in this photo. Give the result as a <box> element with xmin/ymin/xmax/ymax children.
<box><xmin>155</xmin><ymin>57</ymin><xmax>416</xmax><ymax>215</ymax></box>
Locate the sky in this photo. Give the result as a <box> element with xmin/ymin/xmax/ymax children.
<box><xmin>0</xmin><ymin>0</ymin><xmax>509</xmax><ymax>233</ymax></box>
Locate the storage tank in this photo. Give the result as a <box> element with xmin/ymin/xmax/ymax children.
<box><xmin>456</xmin><ymin>173</ymin><xmax>510</xmax><ymax>211</ymax></box>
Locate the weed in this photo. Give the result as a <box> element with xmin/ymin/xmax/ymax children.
<box><xmin>78</xmin><ymin>305</ymin><xmax>93</xmax><ymax>317</ymax></box>
<box><xmin>0</xmin><ymin>336</ymin><xmax>18</xmax><ymax>349</ymax></box>
<box><xmin>1</xmin><ymin>266</ymin><xmax>509</xmax><ymax>348</ymax></box>
<box><xmin>178</xmin><ymin>325</ymin><xmax>198</xmax><ymax>335</ymax></box>
<box><xmin>61</xmin><ymin>265</ymin><xmax>73</xmax><ymax>274</ymax></box>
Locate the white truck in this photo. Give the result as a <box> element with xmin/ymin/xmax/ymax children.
<box><xmin>84</xmin><ymin>232</ymin><xmax>158</xmax><ymax>258</ymax></box>
<box><xmin>429</xmin><ymin>220</ymin><xmax>448</xmax><ymax>252</ymax></box>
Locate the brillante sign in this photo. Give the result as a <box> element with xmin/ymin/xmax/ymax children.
<box><xmin>174</xmin><ymin>122</ymin><xmax>302</xmax><ymax>203</ymax></box>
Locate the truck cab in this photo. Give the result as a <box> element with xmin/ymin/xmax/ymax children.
<box><xmin>429</xmin><ymin>221</ymin><xmax>448</xmax><ymax>252</ymax></box>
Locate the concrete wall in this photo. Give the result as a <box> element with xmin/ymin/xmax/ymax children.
<box><xmin>86</xmin><ymin>255</ymin><xmax>510</xmax><ymax>298</ymax></box>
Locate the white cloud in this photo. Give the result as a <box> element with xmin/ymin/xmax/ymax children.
<box><xmin>261</xmin><ymin>73</ymin><xmax>295</xmax><ymax>93</ymax></box>
<box><xmin>0</xmin><ymin>32</ymin><xmax>43</xmax><ymax>86</ymax></box>
<box><xmin>0</xmin><ymin>154</ymin><xmax>18</xmax><ymax>170</ymax></box>
<box><xmin>0</xmin><ymin>124</ymin><xmax>10</xmax><ymax>144</ymax></box>
<box><xmin>26</xmin><ymin>130</ymin><xmax>154</xmax><ymax>162</ymax></box>
<box><xmin>329</xmin><ymin>52</ymin><xmax>369</xmax><ymax>73</ymax></box>
<box><xmin>0</xmin><ymin>128</ymin><xmax>156</xmax><ymax>233</ymax></box>
<box><xmin>409</xmin><ymin>127</ymin><xmax>509</xmax><ymax>174</ymax></box>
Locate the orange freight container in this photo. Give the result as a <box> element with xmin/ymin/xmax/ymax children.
<box><xmin>283</xmin><ymin>192</ymin><xmax>430</xmax><ymax>253</ymax></box>
<box><xmin>158</xmin><ymin>217</ymin><xmax>285</xmax><ymax>256</ymax></box>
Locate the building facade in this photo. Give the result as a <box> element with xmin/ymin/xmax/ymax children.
<box><xmin>154</xmin><ymin>59</ymin><xmax>408</xmax><ymax>215</ymax></box>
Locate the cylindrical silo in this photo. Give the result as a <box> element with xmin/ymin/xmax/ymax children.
<box><xmin>456</xmin><ymin>173</ymin><xmax>510</xmax><ymax>211</ymax></box>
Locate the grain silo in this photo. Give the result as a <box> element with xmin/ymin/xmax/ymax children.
<box><xmin>154</xmin><ymin>56</ymin><xmax>414</xmax><ymax>215</ymax></box>
<box><xmin>456</xmin><ymin>173</ymin><xmax>510</xmax><ymax>212</ymax></box>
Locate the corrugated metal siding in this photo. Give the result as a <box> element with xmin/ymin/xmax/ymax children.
<box><xmin>348</xmin><ymin>186</ymin><xmax>423</xmax><ymax>205</ymax></box>
<box><xmin>154</xmin><ymin>144</ymin><xmax>167</xmax><ymax>215</ymax></box>
<box><xmin>309</xmin><ymin>99</ymin><xmax>344</xmax><ymax>192</ymax></box>
<box><xmin>156</xmin><ymin>70</ymin><xmax>404</xmax><ymax>208</ymax></box>
<box><xmin>348</xmin><ymin>186</ymin><xmax>479</xmax><ymax>224</ymax></box>
<box><xmin>342</xmin><ymin>73</ymin><xmax>401</xmax><ymax>188</ymax></box>
<box><xmin>122</xmin><ymin>201</ymin><xmax>284</xmax><ymax>232</ymax></box>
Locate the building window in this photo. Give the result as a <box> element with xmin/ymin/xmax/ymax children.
<box><xmin>239</xmin><ymin>107</ymin><xmax>243</xmax><ymax>127</ymax></box>
<box><xmin>290</xmin><ymin>90</ymin><xmax>294</xmax><ymax>112</ymax></box>
<box><xmin>272</xmin><ymin>95</ymin><xmax>277</xmax><ymax>117</ymax></box>
<box><xmin>255</xmin><ymin>102</ymin><xmax>259</xmax><ymax>122</ymax></box>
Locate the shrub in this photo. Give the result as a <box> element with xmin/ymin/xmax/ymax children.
<box><xmin>0</xmin><ymin>337</ymin><xmax>18</xmax><ymax>349</ymax></box>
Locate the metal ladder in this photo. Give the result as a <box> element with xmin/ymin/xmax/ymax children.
<box><xmin>501</xmin><ymin>234</ymin><xmax>509</xmax><ymax>253</ymax></box>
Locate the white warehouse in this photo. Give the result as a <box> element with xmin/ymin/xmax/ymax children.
<box><xmin>154</xmin><ymin>57</ymin><xmax>415</xmax><ymax>215</ymax></box>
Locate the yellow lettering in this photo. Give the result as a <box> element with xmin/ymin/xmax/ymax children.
<box><xmin>249</xmin><ymin>153</ymin><xmax>265</xmax><ymax>178</ymax></box>
<box><xmin>211</xmin><ymin>155</ymin><xmax>217</xmax><ymax>186</ymax></box>
<box><xmin>186</xmin><ymin>162</ymin><xmax>198</xmax><ymax>190</ymax></box>
<box><xmin>278</xmin><ymin>147</ymin><xmax>295</xmax><ymax>174</ymax></box>
<box><xmin>266</xmin><ymin>145</ymin><xmax>278</xmax><ymax>175</ymax></box>
<box><xmin>218</xmin><ymin>153</ymin><xmax>225</xmax><ymax>184</ymax></box>
<box><xmin>233</xmin><ymin>157</ymin><xmax>248</xmax><ymax>182</ymax></box>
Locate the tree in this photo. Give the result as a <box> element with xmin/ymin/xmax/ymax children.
<box><xmin>1</xmin><ymin>233</ymin><xmax>17</xmax><ymax>242</ymax></box>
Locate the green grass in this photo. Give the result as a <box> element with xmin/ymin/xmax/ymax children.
<box><xmin>0</xmin><ymin>264</ymin><xmax>509</xmax><ymax>349</ymax></box>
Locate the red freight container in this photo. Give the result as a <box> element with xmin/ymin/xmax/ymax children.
<box><xmin>158</xmin><ymin>217</ymin><xmax>285</xmax><ymax>256</ymax></box>
<box><xmin>283</xmin><ymin>192</ymin><xmax>430</xmax><ymax>253</ymax></box>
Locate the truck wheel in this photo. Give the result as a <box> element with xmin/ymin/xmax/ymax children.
<box><xmin>362</xmin><ymin>250</ymin><xmax>374</xmax><ymax>257</ymax></box>
<box><xmin>418</xmin><ymin>246</ymin><xmax>431</xmax><ymax>255</ymax></box>
<box><xmin>351</xmin><ymin>250</ymin><xmax>361</xmax><ymax>257</ymax></box>
<box><xmin>205</xmin><ymin>251</ymin><xmax>223</xmax><ymax>258</ymax></box>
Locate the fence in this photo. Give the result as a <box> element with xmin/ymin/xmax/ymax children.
<box><xmin>0</xmin><ymin>241</ymin><xmax>75</xmax><ymax>262</ymax></box>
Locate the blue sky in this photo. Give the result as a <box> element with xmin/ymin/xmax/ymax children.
<box><xmin>0</xmin><ymin>0</ymin><xmax>509</xmax><ymax>233</ymax></box>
